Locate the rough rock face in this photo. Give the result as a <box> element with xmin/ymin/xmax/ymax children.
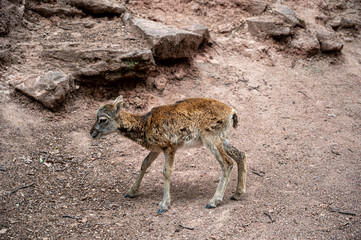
<box><xmin>0</xmin><ymin>0</ymin><xmax>24</xmax><ymax>36</ymax></box>
<box><xmin>145</xmin><ymin>74</ymin><xmax>168</xmax><ymax>91</ymax></box>
<box><xmin>247</xmin><ymin>16</ymin><xmax>292</xmax><ymax>38</ymax></box>
<box><xmin>274</xmin><ymin>1</ymin><xmax>306</xmax><ymax>28</ymax></box>
<box><xmin>0</xmin><ymin>0</ymin><xmax>11</xmax><ymax>36</ymax></box>
<box><xmin>26</xmin><ymin>2</ymin><xmax>85</xmax><ymax>18</ymax></box>
<box><xmin>316</xmin><ymin>31</ymin><xmax>344</xmax><ymax>52</ymax></box>
<box><xmin>292</xmin><ymin>30</ymin><xmax>320</xmax><ymax>55</ymax></box>
<box><xmin>183</xmin><ymin>23</ymin><xmax>210</xmax><ymax>44</ymax></box>
<box><xmin>42</xmin><ymin>45</ymin><xmax>157</xmax><ymax>83</ymax></box>
<box><xmin>13</xmin><ymin>70</ymin><xmax>74</xmax><ymax>111</ymax></box>
<box><xmin>131</xmin><ymin>18</ymin><xmax>204</xmax><ymax>59</ymax></box>
<box><xmin>232</xmin><ymin>0</ymin><xmax>268</xmax><ymax>16</ymax></box>
<box><xmin>68</xmin><ymin>0</ymin><xmax>127</xmax><ymax>16</ymax></box>
<box><xmin>329</xmin><ymin>15</ymin><xmax>361</xmax><ymax>29</ymax></box>
<box><xmin>0</xmin><ymin>49</ymin><xmax>11</xmax><ymax>62</ymax></box>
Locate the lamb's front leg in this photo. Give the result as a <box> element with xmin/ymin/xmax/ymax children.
<box><xmin>125</xmin><ymin>151</ymin><xmax>160</xmax><ymax>198</ymax></box>
<box><xmin>158</xmin><ymin>148</ymin><xmax>175</xmax><ymax>214</ymax></box>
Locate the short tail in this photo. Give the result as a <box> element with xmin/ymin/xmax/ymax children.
<box><xmin>232</xmin><ymin>113</ymin><xmax>238</xmax><ymax>128</ymax></box>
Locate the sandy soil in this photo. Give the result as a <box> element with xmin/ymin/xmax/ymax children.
<box><xmin>1</xmin><ymin>0</ymin><xmax>360</xmax><ymax>239</ymax></box>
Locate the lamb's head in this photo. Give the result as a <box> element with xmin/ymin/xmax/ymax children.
<box><xmin>90</xmin><ymin>95</ymin><xmax>123</xmax><ymax>139</ymax></box>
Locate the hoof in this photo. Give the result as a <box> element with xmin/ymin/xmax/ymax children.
<box><xmin>230</xmin><ymin>194</ymin><xmax>243</xmax><ymax>201</ymax></box>
<box><xmin>158</xmin><ymin>209</ymin><xmax>167</xmax><ymax>214</ymax></box>
<box><xmin>206</xmin><ymin>204</ymin><xmax>216</xmax><ymax>209</ymax></box>
<box><xmin>124</xmin><ymin>193</ymin><xmax>135</xmax><ymax>198</ymax></box>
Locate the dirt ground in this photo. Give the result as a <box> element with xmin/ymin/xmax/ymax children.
<box><xmin>1</xmin><ymin>0</ymin><xmax>360</xmax><ymax>239</ymax></box>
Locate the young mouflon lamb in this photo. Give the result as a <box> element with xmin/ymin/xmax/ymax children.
<box><xmin>90</xmin><ymin>95</ymin><xmax>247</xmax><ymax>213</ymax></box>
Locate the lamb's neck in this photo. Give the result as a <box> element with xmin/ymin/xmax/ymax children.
<box><xmin>117</xmin><ymin>111</ymin><xmax>147</xmax><ymax>146</ymax></box>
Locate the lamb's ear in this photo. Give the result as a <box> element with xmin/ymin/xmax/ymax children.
<box><xmin>113</xmin><ymin>95</ymin><xmax>123</xmax><ymax>115</ymax></box>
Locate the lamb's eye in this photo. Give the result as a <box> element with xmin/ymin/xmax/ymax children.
<box><xmin>99</xmin><ymin>118</ymin><xmax>108</xmax><ymax>124</ymax></box>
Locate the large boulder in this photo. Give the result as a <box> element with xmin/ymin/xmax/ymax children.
<box><xmin>131</xmin><ymin>18</ymin><xmax>204</xmax><ymax>59</ymax></box>
<box><xmin>292</xmin><ymin>30</ymin><xmax>320</xmax><ymax>55</ymax></box>
<box><xmin>247</xmin><ymin>16</ymin><xmax>293</xmax><ymax>38</ymax></box>
<box><xmin>12</xmin><ymin>70</ymin><xmax>74</xmax><ymax>111</ymax></box>
<box><xmin>42</xmin><ymin>45</ymin><xmax>157</xmax><ymax>83</ymax></box>
<box><xmin>316</xmin><ymin>31</ymin><xmax>343</xmax><ymax>52</ymax></box>
<box><xmin>68</xmin><ymin>0</ymin><xmax>127</xmax><ymax>16</ymax></box>
<box><xmin>274</xmin><ymin>1</ymin><xmax>305</xmax><ymax>28</ymax></box>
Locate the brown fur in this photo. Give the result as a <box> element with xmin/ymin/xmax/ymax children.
<box><xmin>90</xmin><ymin>96</ymin><xmax>247</xmax><ymax>213</ymax></box>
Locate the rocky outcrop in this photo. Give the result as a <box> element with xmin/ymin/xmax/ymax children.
<box><xmin>245</xmin><ymin>2</ymin><xmax>346</xmax><ymax>55</ymax></box>
<box><xmin>68</xmin><ymin>0</ymin><xmax>127</xmax><ymax>16</ymax></box>
<box><xmin>12</xmin><ymin>70</ymin><xmax>74</xmax><ymax>111</ymax></box>
<box><xmin>316</xmin><ymin>31</ymin><xmax>344</xmax><ymax>52</ymax></box>
<box><xmin>292</xmin><ymin>30</ymin><xmax>320</xmax><ymax>55</ymax></box>
<box><xmin>131</xmin><ymin>18</ymin><xmax>204</xmax><ymax>59</ymax></box>
<box><xmin>247</xmin><ymin>16</ymin><xmax>293</xmax><ymax>38</ymax></box>
<box><xmin>3</xmin><ymin>1</ymin><xmax>211</xmax><ymax>111</ymax></box>
<box><xmin>42</xmin><ymin>45</ymin><xmax>157</xmax><ymax>83</ymax></box>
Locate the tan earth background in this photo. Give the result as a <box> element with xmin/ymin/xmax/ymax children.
<box><xmin>0</xmin><ymin>0</ymin><xmax>360</xmax><ymax>239</ymax></box>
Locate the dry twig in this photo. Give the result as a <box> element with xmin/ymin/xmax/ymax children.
<box><xmin>297</xmin><ymin>91</ymin><xmax>311</xmax><ymax>99</ymax></box>
<box><xmin>62</xmin><ymin>215</ymin><xmax>82</xmax><ymax>220</ymax></box>
<box><xmin>81</xmin><ymin>172</ymin><xmax>90</xmax><ymax>183</ymax></box>
<box><xmin>252</xmin><ymin>169</ymin><xmax>265</xmax><ymax>177</ymax></box>
<box><xmin>330</xmin><ymin>208</ymin><xmax>356</xmax><ymax>216</ymax></box>
<box><xmin>6</xmin><ymin>182</ymin><xmax>35</xmax><ymax>197</ymax></box>
<box><xmin>232</xmin><ymin>21</ymin><xmax>245</xmax><ymax>38</ymax></box>
<box><xmin>178</xmin><ymin>224</ymin><xmax>194</xmax><ymax>230</ymax></box>
<box><xmin>264</xmin><ymin>211</ymin><xmax>275</xmax><ymax>223</ymax></box>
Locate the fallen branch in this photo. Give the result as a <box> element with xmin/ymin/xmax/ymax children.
<box><xmin>178</xmin><ymin>224</ymin><xmax>194</xmax><ymax>230</ymax></box>
<box><xmin>264</xmin><ymin>211</ymin><xmax>275</xmax><ymax>223</ymax></box>
<box><xmin>330</xmin><ymin>208</ymin><xmax>356</xmax><ymax>216</ymax></box>
<box><xmin>6</xmin><ymin>182</ymin><xmax>35</xmax><ymax>197</ymax></box>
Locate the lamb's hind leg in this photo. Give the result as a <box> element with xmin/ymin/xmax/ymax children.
<box><xmin>125</xmin><ymin>151</ymin><xmax>160</xmax><ymax>198</ymax></box>
<box><xmin>205</xmin><ymin>139</ymin><xmax>233</xmax><ymax>208</ymax></box>
<box><xmin>158</xmin><ymin>147</ymin><xmax>175</xmax><ymax>214</ymax></box>
<box><xmin>223</xmin><ymin>140</ymin><xmax>247</xmax><ymax>200</ymax></box>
